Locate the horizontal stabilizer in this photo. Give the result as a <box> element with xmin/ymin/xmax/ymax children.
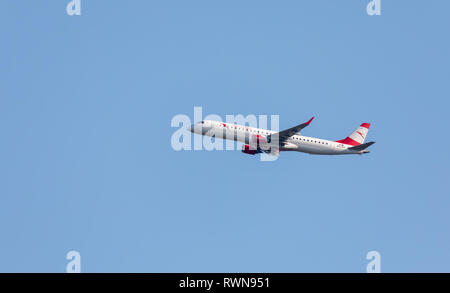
<box><xmin>348</xmin><ymin>141</ymin><xmax>375</xmax><ymax>151</ymax></box>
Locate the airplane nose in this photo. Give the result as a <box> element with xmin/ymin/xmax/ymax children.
<box><xmin>187</xmin><ymin>124</ymin><xmax>194</xmax><ymax>132</ymax></box>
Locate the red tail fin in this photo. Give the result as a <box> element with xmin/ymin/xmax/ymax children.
<box><xmin>336</xmin><ymin>123</ymin><xmax>370</xmax><ymax>146</ymax></box>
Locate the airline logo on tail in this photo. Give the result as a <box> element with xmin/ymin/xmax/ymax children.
<box><xmin>336</xmin><ymin>123</ymin><xmax>371</xmax><ymax>146</ymax></box>
<box><xmin>356</xmin><ymin>131</ymin><xmax>365</xmax><ymax>140</ymax></box>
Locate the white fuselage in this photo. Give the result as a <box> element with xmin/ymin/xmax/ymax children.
<box><xmin>189</xmin><ymin>120</ymin><xmax>368</xmax><ymax>155</ymax></box>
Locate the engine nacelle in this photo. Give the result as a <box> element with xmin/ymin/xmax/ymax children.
<box><xmin>282</xmin><ymin>142</ymin><xmax>297</xmax><ymax>150</ymax></box>
<box><xmin>249</xmin><ymin>135</ymin><xmax>271</xmax><ymax>151</ymax></box>
<box><xmin>241</xmin><ymin>144</ymin><xmax>259</xmax><ymax>155</ymax></box>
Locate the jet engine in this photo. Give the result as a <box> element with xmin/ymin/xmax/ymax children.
<box><xmin>249</xmin><ymin>134</ymin><xmax>271</xmax><ymax>151</ymax></box>
<box><xmin>241</xmin><ymin>144</ymin><xmax>260</xmax><ymax>155</ymax></box>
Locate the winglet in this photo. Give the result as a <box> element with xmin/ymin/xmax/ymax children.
<box><xmin>306</xmin><ymin>116</ymin><xmax>314</xmax><ymax>125</ymax></box>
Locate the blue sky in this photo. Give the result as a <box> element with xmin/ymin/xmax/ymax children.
<box><xmin>1</xmin><ymin>1</ymin><xmax>449</xmax><ymax>272</ymax></box>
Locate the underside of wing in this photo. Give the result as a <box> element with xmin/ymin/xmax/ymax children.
<box><xmin>269</xmin><ymin>117</ymin><xmax>314</xmax><ymax>145</ymax></box>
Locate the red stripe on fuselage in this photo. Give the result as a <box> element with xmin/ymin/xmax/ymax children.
<box><xmin>335</xmin><ymin>137</ymin><xmax>361</xmax><ymax>146</ymax></box>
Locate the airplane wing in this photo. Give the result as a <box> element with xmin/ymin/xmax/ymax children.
<box><xmin>269</xmin><ymin>117</ymin><xmax>314</xmax><ymax>145</ymax></box>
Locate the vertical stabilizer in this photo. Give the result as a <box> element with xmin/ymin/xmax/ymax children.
<box><xmin>336</xmin><ymin>123</ymin><xmax>370</xmax><ymax>146</ymax></box>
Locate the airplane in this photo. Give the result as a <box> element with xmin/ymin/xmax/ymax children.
<box><xmin>188</xmin><ymin>117</ymin><xmax>375</xmax><ymax>156</ymax></box>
